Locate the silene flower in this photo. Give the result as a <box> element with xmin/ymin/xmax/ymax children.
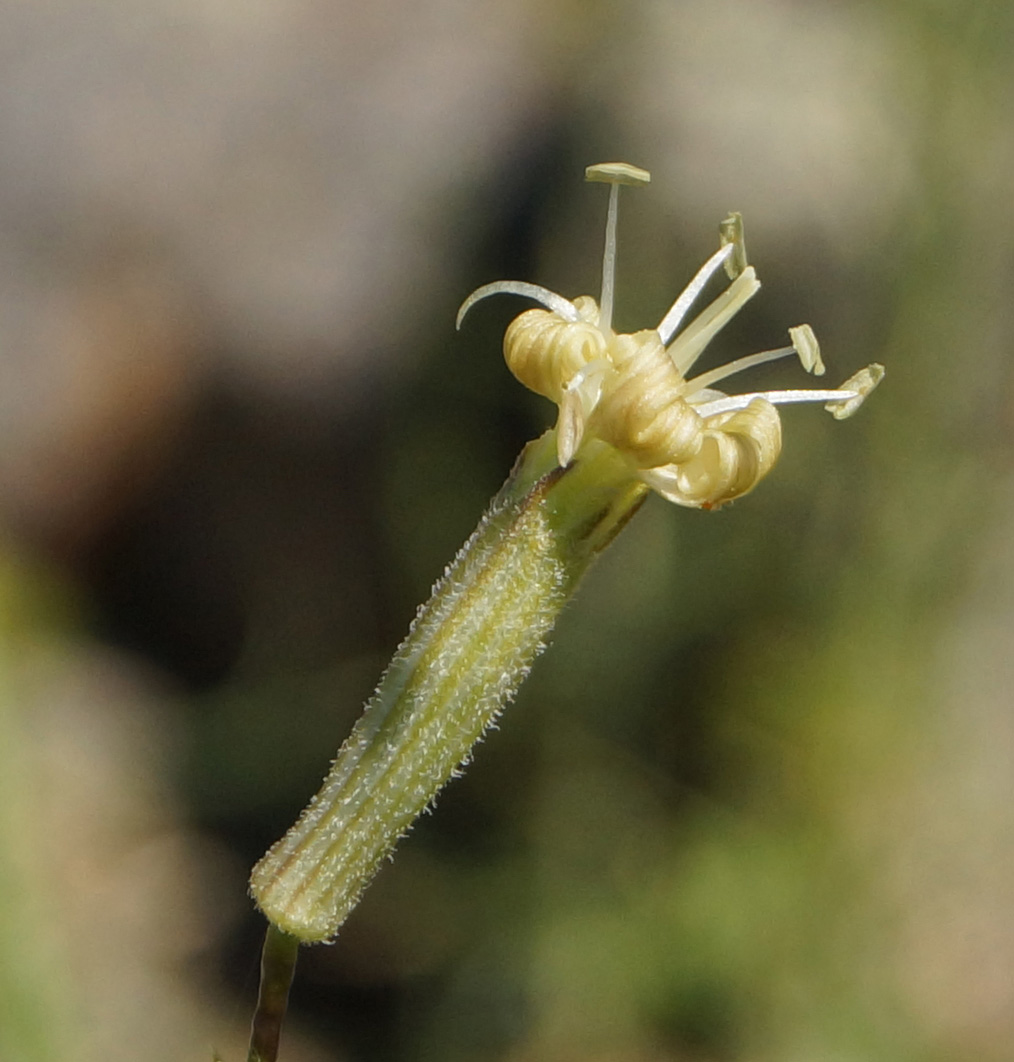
<box><xmin>458</xmin><ymin>162</ymin><xmax>884</xmax><ymax>509</ymax></box>
<box><xmin>247</xmin><ymin>166</ymin><xmax>884</xmax><ymax>1062</ymax></box>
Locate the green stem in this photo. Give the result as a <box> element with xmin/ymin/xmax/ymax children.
<box><xmin>250</xmin><ymin>432</ymin><xmax>648</xmax><ymax>942</ymax></box>
<box><xmin>247</xmin><ymin>924</ymin><xmax>300</xmax><ymax>1062</ymax></box>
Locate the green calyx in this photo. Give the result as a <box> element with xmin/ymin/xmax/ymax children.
<box><xmin>250</xmin><ymin>432</ymin><xmax>647</xmax><ymax>942</ymax></box>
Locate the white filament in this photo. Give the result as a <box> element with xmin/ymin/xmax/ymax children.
<box><xmin>598</xmin><ymin>182</ymin><xmax>620</xmax><ymax>334</ymax></box>
<box><xmin>456</xmin><ymin>281</ymin><xmax>581</xmax><ymax>330</ymax></box>
<box><xmin>693</xmin><ymin>388</ymin><xmax>859</xmax><ymax>419</ymax></box>
<box><xmin>656</xmin><ymin>243</ymin><xmax>736</xmax><ymax>345</ymax></box>
<box><xmin>684</xmin><ymin>345</ymin><xmax>798</xmax><ymax>395</ymax></box>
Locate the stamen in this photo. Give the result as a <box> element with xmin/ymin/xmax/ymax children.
<box><xmin>685</xmin><ymin>344</ymin><xmax>798</xmax><ymax>395</ymax></box>
<box><xmin>668</xmin><ymin>267</ymin><xmax>762</xmax><ymax>374</ymax></box>
<box><xmin>685</xmin><ymin>324</ymin><xmax>827</xmax><ymax>396</ymax></box>
<box><xmin>456</xmin><ymin>281</ymin><xmax>581</xmax><ymax>330</ymax></box>
<box><xmin>693</xmin><ymin>388</ymin><xmax>860</xmax><ymax>419</ymax></box>
<box><xmin>585</xmin><ymin>163</ymin><xmax>651</xmax><ymax>336</ymax></box>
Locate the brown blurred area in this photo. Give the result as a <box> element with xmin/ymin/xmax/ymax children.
<box><xmin>1</xmin><ymin>1</ymin><xmax>1013</xmax><ymax>1059</ymax></box>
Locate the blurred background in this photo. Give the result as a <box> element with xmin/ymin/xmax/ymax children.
<box><xmin>1</xmin><ymin>0</ymin><xmax>1012</xmax><ymax>1059</ymax></box>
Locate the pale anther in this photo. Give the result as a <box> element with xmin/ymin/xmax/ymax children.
<box><xmin>718</xmin><ymin>212</ymin><xmax>748</xmax><ymax>279</ymax></box>
<box><xmin>788</xmin><ymin>324</ymin><xmax>825</xmax><ymax>376</ymax></box>
<box><xmin>826</xmin><ymin>364</ymin><xmax>885</xmax><ymax>419</ymax></box>
<box><xmin>585</xmin><ymin>162</ymin><xmax>651</xmax><ymax>186</ymax></box>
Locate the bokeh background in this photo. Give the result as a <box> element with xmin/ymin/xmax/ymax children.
<box><xmin>1</xmin><ymin>0</ymin><xmax>1013</xmax><ymax>1059</ymax></box>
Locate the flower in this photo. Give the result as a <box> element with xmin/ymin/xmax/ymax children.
<box><xmin>458</xmin><ymin>162</ymin><xmax>883</xmax><ymax>509</ymax></box>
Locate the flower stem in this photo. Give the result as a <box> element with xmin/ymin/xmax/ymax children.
<box><xmin>246</xmin><ymin>924</ymin><xmax>299</xmax><ymax>1062</ymax></box>
<box><xmin>249</xmin><ymin>431</ymin><xmax>647</xmax><ymax>942</ymax></box>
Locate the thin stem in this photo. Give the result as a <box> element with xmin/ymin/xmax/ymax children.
<box><xmin>247</xmin><ymin>924</ymin><xmax>300</xmax><ymax>1062</ymax></box>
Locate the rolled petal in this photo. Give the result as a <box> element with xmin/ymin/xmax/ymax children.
<box><xmin>641</xmin><ymin>398</ymin><xmax>782</xmax><ymax>508</ymax></box>
<box><xmin>503</xmin><ymin>296</ymin><xmax>607</xmax><ymax>403</ymax></box>
<box><xmin>593</xmin><ymin>331</ymin><xmax>704</xmax><ymax>469</ymax></box>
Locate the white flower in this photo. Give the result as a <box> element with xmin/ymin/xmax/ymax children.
<box><xmin>458</xmin><ymin>162</ymin><xmax>883</xmax><ymax>509</ymax></box>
